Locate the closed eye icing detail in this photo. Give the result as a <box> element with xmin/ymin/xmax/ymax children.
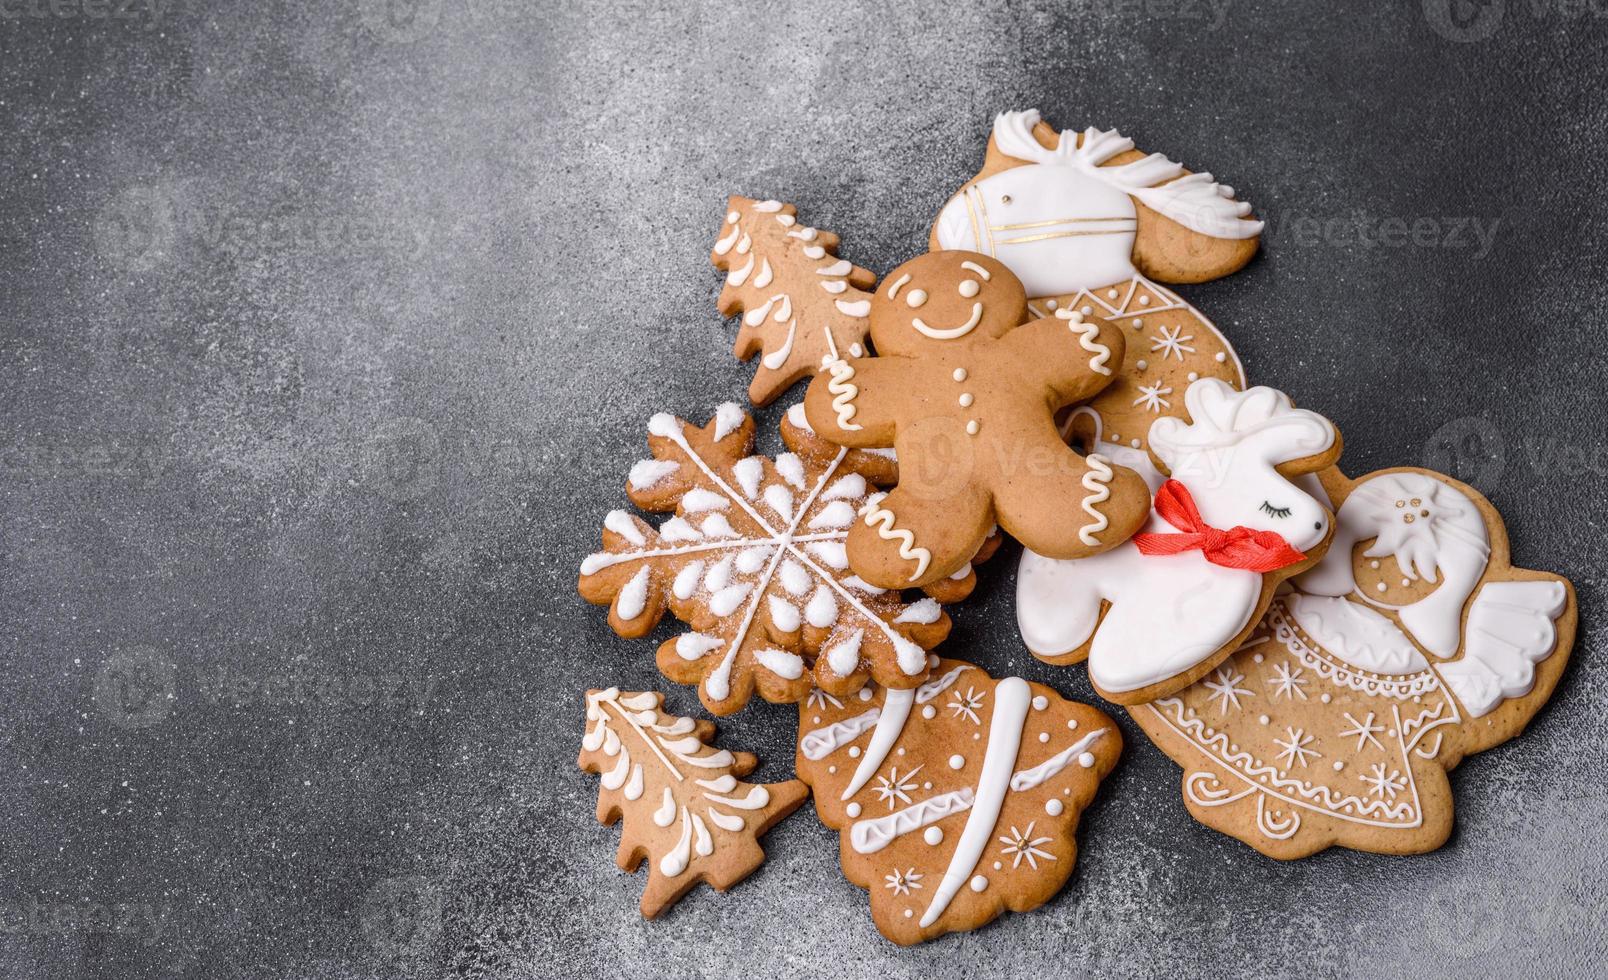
<box><xmin>1260</xmin><ymin>501</ymin><xmax>1293</xmax><ymax>519</ymax></box>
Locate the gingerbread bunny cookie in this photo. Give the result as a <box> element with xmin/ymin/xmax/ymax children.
<box><xmin>801</xmin><ymin>250</ymin><xmax>1151</xmax><ymax>589</ymax></box>
<box><xmin>1016</xmin><ymin>379</ymin><xmax>1342</xmax><ymax>705</ymax></box>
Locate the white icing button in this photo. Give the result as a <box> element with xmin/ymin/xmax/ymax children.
<box><xmin>1131</xmin><ymin>318</ymin><xmax>1142</xmax><ymax>328</ymax></box>
<box><xmin>850</xmin><ymin>343</ymin><xmax>864</xmax><ymax>357</ymax></box>
<box><xmin>1138</xmin><ymin>296</ymin><xmax>1150</xmax><ymax>305</ymax></box>
<box><xmin>1077</xmin><ymin>752</ymin><xmax>1095</xmax><ymax>768</ymax></box>
<box><xmin>827</xmin><ymin>765</ymin><xmax>836</xmax><ymax>774</ymax></box>
<box><xmin>924</xmin><ymin>826</ymin><xmax>944</xmax><ymax>846</ymax></box>
<box><xmin>1038</xmin><ymin>732</ymin><xmax>1050</xmax><ymax>743</ymax></box>
<box><xmin>1131</xmin><ymin>439</ymin><xmax>1140</xmax><ymax>448</ymax></box>
<box><xmin>972</xmin><ymin>732</ymin><xmax>981</xmax><ymax>741</ymax></box>
<box><xmin>846</xmin><ymin>802</ymin><xmax>862</xmax><ymax>817</ymax></box>
<box><xmin>1332</xmin><ymin>761</ymin><xmax>1344</xmax><ymax>772</ymax></box>
<box><xmin>858</xmin><ymin>688</ymin><xmax>873</xmax><ymax>701</ymax></box>
<box><xmin>952</xmin><ymin>368</ymin><xmax>967</xmax><ymax>382</ymax></box>
<box><xmin>921</xmin><ymin>705</ymin><xmax>936</xmax><ymax>720</ymax></box>
<box><xmin>959</xmin><ymin>393</ymin><xmax>974</xmax><ymax>408</ymax></box>
<box><xmin>959</xmin><ymin>279</ymin><xmax>980</xmax><ymax>298</ymax></box>
<box><xmin>1376</xmin><ymin>582</ymin><xmax>1387</xmax><ymax>593</ymax></box>
<box><xmin>993</xmin><ymin>861</ymin><xmax>1002</xmax><ymax>871</ymax></box>
<box><xmin>896</xmin><ymin>747</ymin><xmax>906</xmax><ymax>756</ymax></box>
<box><xmin>1187</xmin><ymin>372</ymin><xmax>1198</xmax><ymax>382</ymax></box>
<box><xmin>1215</xmin><ymin>351</ymin><xmax>1227</xmax><ymax>362</ymax></box>
<box><xmin>1252</xmin><ymin>653</ymin><xmax>1264</xmax><ymax>664</ymax></box>
<box><xmin>812</xmin><ymin>716</ymin><xmax>820</xmax><ymax>724</ymax></box>
<box><xmin>1106</xmin><ymin>288</ymin><xmax>1119</xmax><ymax>299</ymax></box>
<box><xmin>906</xmin><ymin>289</ymin><xmax>928</xmax><ymax>308</ymax></box>
<box><xmin>969</xmin><ymin>875</ymin><xmax>988</xmax><ymax>893</ymax></box>
<box><xmin>1080</xmin><ymin>305</ymin><xmax>1092</xmax><ymax>315</ymax></box>
<box><xmin>922</xmin><ymin>781</ymin><xmax>932</xmax><ymax>790</ymax></box>
<box><xmin>727</xmin><ymin>211</ymin><xmax>739</xmax><ymax>224</ymax></box>
<box><xmin>849</xmin><ymin>746</ymin><xmax>861</xmax><ymax>758</ymax></box>
<box><xmin>1062</xmin><ymin>788</ymin><xmax>1069</xmax><ymax>796</ymax></box>
<box><xmin>948</xmin><ymin>754</ymin><xmax>965</xmax><ymax>770</ymax></box>
<box><xmin>1066</xmin><ymin>719</ymin><xmax>1078</xmax><ymax>730</ymax></box>
<box><xmin>1402</xmin><ymin>578</ymin><xmax>1411</xmax><ymax>587</ymax></box>
<box><xmin>904</xmin><ymin>909</ymin><xmax>913</xmax><ymax>918</ymax></box>
<box><xmin>1032</xmin><ymin>696</ymin><xmax>1048</xmax><ymax>710</ymax></box>
<box><xmin>1369</xmin><ymin>560</ymin><xmax>1380</xmax><ymax>569</ymax></box>
<box><xmin>1135</xmin><ymin>359</ymin><xmax>1148</xmax><ymax>371</ymax></box>
<box><xmin>1320</xmin><ymin>693</ymin><xmax>1332</xmax><ymax>704</ymax></box>
<box><xmin>966</xmin><ymin>420</ymin><xmax>980</xmax><ymax>435</ymax></box>
<box><xmin>1258</xmin><ymin>715</ymin><xmax>1270</xmax><ymax>725</ymax></box>
<box><xmin>1045</xmin><ymin>798</ymin><xmax>1064</xmax><ymax>816</ymax></box>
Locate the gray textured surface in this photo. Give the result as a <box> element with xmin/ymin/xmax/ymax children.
<box><xmin>1</xmin><ymin>1</ymin><xmax>1605</xmax><ymax>977</ymax></box>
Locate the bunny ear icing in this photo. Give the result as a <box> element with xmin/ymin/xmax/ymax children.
<box><xmin>1147</xmin><ymin>379</ymin><xmax>1336</xmax><ymax>471</ymax></box>
<box><xmin>990</xmin><ymin>110</ymin><xmax>1265</xmax><ymax>241</ymax></box>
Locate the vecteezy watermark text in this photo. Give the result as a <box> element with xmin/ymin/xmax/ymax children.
<box><xmin>0</xmin><ymin>896</ymin><xmax>175</xmax><ymax>944</ymax></box>
<box><xmin>1264</xmin><ymin>213</ymin><xmax>1501</xmax><ymax>259</ymax></box>
<box><xmin>0</xmin><ymin>0</ymin><xmax>184</xmax><ymax>28</ymax></box>
<box><xmin>1423</xmin><ymin>0</ymin><xmax>1608</xmax><ymax>43</ymax></box>
<box><xmin>194</xmin><ymin>667</ymin><xmax>437</xmax><ymax>712</ymax></box>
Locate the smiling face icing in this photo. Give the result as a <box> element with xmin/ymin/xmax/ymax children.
<box><xmin>869</xmin><ymin>252</ymin><xmax>1025</xmax><ymax>357</ymax></box>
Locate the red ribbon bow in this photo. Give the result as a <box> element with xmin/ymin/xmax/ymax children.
<box><xmin>1132</xmin><ymin>480</ymin><xmax>1307</xmax><ymax>573</ymax></box>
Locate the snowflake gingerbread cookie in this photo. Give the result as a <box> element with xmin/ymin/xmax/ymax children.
<box><xmin>579</xmin><ymin>687</ymin><xmax>808</xmax><ymax>916</ymax></box>
<box><xmin>801</xmin><ymin>249</ymin><xmax>1153</xmax><ymax>589</ymax></box>
<box><xmin>795</xmin><ymin>658</ymin><xmax>1121</xmax><ymax>945</ymax></box>
<box><xmin>933</xmin><ymin>109</ymin><xmax>1256</xmax><ymax>457</ymax></box>
<box><xmin>1131</xmin><ymin>466</ymin><xmax>1577</xmax><ymax>858</ymax></box>
<box><xmin>580</xmin><ymin>403</ymin><xmax>979</xmax><ymax>715</ymax></box>
<box><xmin>1016</xmin><ymin>378</ymin><xmax>1343</xmax><ymax>705</ymax></box>
<box><xmin>712</xmin><ymin>196</ymin><xmax>877</xmax><ymax>406</ymax></box>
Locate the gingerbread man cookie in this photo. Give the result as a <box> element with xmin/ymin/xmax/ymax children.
<box><xmin>1132</xmin><ymin>466</ymin><xmax>1576</xmax><ymax>859</ymax></box>
<box><xmin>1017</xmin><ymin>379</ymin><xmax>1342</xmax><ymax>705</ymax></box>
<box><xmin>802</xmin><ymin>250</ymin><xmax>1150</xmax><ymax>589</ymax></box>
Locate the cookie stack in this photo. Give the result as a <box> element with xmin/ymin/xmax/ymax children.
<box><xmin>576</xmin><ymin>110</ymin><xmax>1577</xmax><ymax>943</ymax></box>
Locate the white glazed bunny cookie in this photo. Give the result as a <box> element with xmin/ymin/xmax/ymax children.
<box><xmin>1016</xmin><ymin>379</ymin><xmax>1342</xmax><ymax>705</ymax></box>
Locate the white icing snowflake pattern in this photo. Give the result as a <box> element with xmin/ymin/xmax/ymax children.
<box><xmin>581</xmin><ymin>409</ymin><xmax>933</xmax><ymax>706</ymax></box>
<box><xmin>807</xmin><ymin>688</ymin><xmax>844</xmax><ymax>711</ymax></box>
<box><xmin>1202</xmin><ymin>668</ymin><xmax>1253</xmax><ymax>714</ymax></box>
<box><xmin>1267</xmin><ymin>661</ymin><xmax>1309</xmax><ymax>701</ymax></box>
<box><xmin>884</xmin><ymin>867</ymin><xmax>924</xmax><ymax>896</ymax></box>
<box><xmin>998</xmin><ymin>822</ymin><xmax>1056</xmax><ymax>870</ymax></box>
<box><xmin>1149</xmin><ymin>325</ymin><xmax>1196</xmax><ymax>361</ymax></box>
<box><xmin>1131</xmin><ymin>382</ymin><xmax>1174</xmax><ymax>414</ymax></box>
<box><xmin>1338</xmin><ymin>711</ymin><xmax>1385</xmax><ymax>751</ymax></box>
<box><xmin>1273</xmin><ymin>726</ymin><xmax>1320</xmax><ymax>768</ymax></box>
<box><xmin>948</xmin><ymin>686</ymin><xmax>986</xmax><ymax>726</ymax></box>
<box><xmin>1361</xmin><ymin>763</ymin><xmax>1407</xmax><ymax>800</ymax></box>
<box><xmin>872</xmin><ymin>765</ymin><xmax>925</xmax><ymax>809</ymax></box>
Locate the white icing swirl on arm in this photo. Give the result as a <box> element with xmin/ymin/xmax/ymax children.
<box><xmin>821</xmin><ymin>355</ymin><xmax>863</xmax><ymax>431</ymax></box>
<box><xmin>1077</xmin><ymin>453</ymin><xmax>1114</xmax><ymax>546</ymax></box>
<box><xmin>859</xmin><ymin>496</ymin><xmax>932</xmax><ymax>581</ymax></box>
<box><xmin>1057</xmin><ymin>308</ymin><xmax>1112</xmax><ymax>376</ymax></box>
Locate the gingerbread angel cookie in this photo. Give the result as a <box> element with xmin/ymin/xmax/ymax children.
<box><xmin>579</xmin><ymin>688</ymin><xmax>808</xmax><ymax>916</ymax></box>
<box><xmin>1016</xmin><ymin>378</ymin><xmax>1342</xmax><ymax>705</ymax></box>
<box><xmin>796</xmin><ymin>659</ymin><xmax>1121</xmax><ymax>945</ymax></box>
<box><xmin>581</xmin><ymin>404</ymin><xmax>981</xmax><ymax>715</ymax></box>
<box><xmin>712</xmin><ymin>197</ymin><xmax>877</xmax><ymax>405</ymax></box>
<box><xmin>933</xmin><ymin>109</ymin><xmax>1255</xmax><ymax>456</ymax></box>
<box><xmin>1131</xmin><ymin>467</ymin><xmax>1576</xmax><ymax>859</ymax></box>
<box><xmin>801</xmin><ymin>250</ymin><xmax>1151</xmax><ymax>589</ymax></box>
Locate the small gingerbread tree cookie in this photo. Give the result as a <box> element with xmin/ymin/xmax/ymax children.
<box><xmin>802</xmin><ymin>250</ymin><xmax>1152</xmax><ymax>589</ymax></box>
<box><xmin>712</xmin><ymin>197</ymin><xmax>877</xmax><ymax>406</ymax></box>
<box><xmin>579</xmin><ymin>687</ymin><xmax>808</xmax><ymax>916</ymax></box>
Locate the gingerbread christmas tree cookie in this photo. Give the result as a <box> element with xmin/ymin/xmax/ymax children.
<box><xmin>579</xmin><ymin>688</ymin><xmax>808</xmax><ymax>916</ymax></box>
<box><xmin>712</xmin><ymin>196</ymin><xmax>877</xmax><ymax>405</ymax></box>
<box><xmin>796</xmin><ymin>658</ymin><xmax>1121</xmax><ymax>945</ymax></box>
